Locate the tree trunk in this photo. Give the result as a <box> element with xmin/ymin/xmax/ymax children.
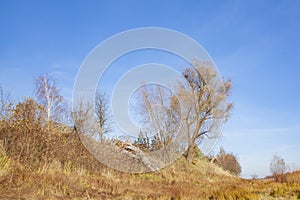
<box><xmin>184</xmin><ymin>142</ymin><xmax>197</xmax><ymax>162</ymax></box>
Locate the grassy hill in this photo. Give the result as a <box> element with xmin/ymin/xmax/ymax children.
<box><xmin>0</xmin><ymin>120</ymin><xmax>300</xmax><ymax>199</ymax></box>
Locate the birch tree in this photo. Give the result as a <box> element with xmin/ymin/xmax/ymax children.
<box><xmin>0</xmin><ymin>84</ymin><xmax>12</xmax><ymax>119</ymax></box>
<box><xmin>34</xmin><ymin>74</ymin><xmax>65</xmax><ymax>122</ymax></box>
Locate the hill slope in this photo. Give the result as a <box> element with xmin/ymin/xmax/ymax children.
<box><xmin>0</xmin><ymin>121</ymin><xmax>300</xmax><ymax>199</ymax></box>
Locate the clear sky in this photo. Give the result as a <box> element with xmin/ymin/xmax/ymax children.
<box><xmin>1</xmin><ymin>0</ymin><xmax>299</xmax><ymax>178</ymax></box>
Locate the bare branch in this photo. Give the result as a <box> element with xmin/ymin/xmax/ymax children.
<box><xmin>34</xmin><ymin>74</ymin><xmax>65</xmax><ymax>122</ymax></box>
<box><xmin>95</xmin><ymin>91</ymin><xmax>112</xmax><ymax>141</ymax></box>
<box><xmin>0</xmin><ymin>84</ymin><xmax>12</xmax><ymax>119</ymax></box>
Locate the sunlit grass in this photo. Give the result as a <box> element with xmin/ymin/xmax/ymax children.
<box><xmin>0</xmin><ymin>120</ymin><xmax>299</xmax><ymax>199</ymax></box>
<box><xmin>1</xmin><ymin>155</ymin><xmax>299</xmax><ymax>199</ymax></box>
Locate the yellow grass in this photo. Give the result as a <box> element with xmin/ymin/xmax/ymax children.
<box><xmin>0</xmin><ymin>121</ymin><xmax>299</xmax><ymax>199</ymax></box>
<box><xmin>1</xmin><ymin>156</ymin><xmax>300</xmax><ymax>199</ymax></box>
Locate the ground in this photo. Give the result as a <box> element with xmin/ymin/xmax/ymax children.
<box><xmin>1</xmin><ymin>154</ymin><xmax>300</xmax><ymax>199</ymax></box>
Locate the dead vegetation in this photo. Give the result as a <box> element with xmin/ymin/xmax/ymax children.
<box><xmin>0</xmin><ymin>114</ymin><xmax>300</xmax><ymax>199</ymax></box>
<box><xmin>0</xmin><ymin>75</ymin><xmax>299</xmax><ymax>199</ymax></box>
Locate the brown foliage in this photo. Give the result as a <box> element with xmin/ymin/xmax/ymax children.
<box><xmin>0</xmin><ymin>98</ymin><xmax>48</xmax><ymax>166</ymax></box>
<box><xmin>0</xmin><ymin>98</ymin><xmax>103</xmax><ymax>173</ymax></box>
<box><xmin>216</xmin><ymin>147</ymin><xmax>241</xmax><ymax>176</ymax></box>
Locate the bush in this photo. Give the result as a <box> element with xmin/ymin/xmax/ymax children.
<box><xmin>216</xmin><ymin>147</ymin><xmax>241</xmax><ymax>176</ymax></box>
<box><xmin>0</xmin><ymin>98</ymin><xmax>103</xmax><ymax>173</ymax></box>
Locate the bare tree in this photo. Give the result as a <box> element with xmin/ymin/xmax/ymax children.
<box><xmin>270</xmin><ymin>154</ymin><xmax>287</xmax><ymax>182</ymax></box>
<box><xmin>136</xmin><ymin>84</ymin><xmax>180</xmax><ymax>150</ymax></box>
<box><xmin>0</xmin><ymin>84</ymin><xmax>12</xmax><ymax>119</ymax></box>
<box><xmin>72</xmin><ymin>99</ymin><xmax>96</xmax><ymax>136</ymax></box>
<box><xmin>177</xmin><ymin>60</ymin><xmax>232</xmax><ymax>161</ymax></box>
<box><xmin>71</xmin><ymin>92</ymin><xmax>112</xmax><ymax>142</ymax></box>
<box><xmin>34</xmin><ymin>74</ymin><xmax>65</xmax><ymax>122</ymax></box>
<box><xmin>134</xmin><ymin>61</ymin><xmax>232</xmax><ymax>159</ymax></box>
<box><xmin>251</xmin><ymin>174</ymin><xmax>259</xmax><ymax>180</ymax></box>
<box><xmin>95</xmin><ymin>92</ymin><xmax>111</xmax><ymax>141</ymax></box>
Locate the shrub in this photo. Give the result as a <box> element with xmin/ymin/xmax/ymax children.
<box><xmin>0</xmin><ymin>98</ymin><xmax>103</xmax><ymax>173</ymax></box>
<box><xmin>216</xmin><ymin>147</ymin><xmax>241</xmax><ymax>176</ymax></box>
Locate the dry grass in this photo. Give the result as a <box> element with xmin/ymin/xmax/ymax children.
<box><xmin>0</xmin><ymin>116</ymin><xmax>300</xmax><ymax>199</ymax></box>
<box><xmin>1</xmin><ymin>156</ymin><xmax>300</xmax><ymax>199</ymax></box>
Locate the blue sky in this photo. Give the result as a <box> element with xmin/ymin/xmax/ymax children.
<box><xmin>1</xmin><ymin>0</ymin><xmax>300</xmax><ymax>178</ymax></box>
